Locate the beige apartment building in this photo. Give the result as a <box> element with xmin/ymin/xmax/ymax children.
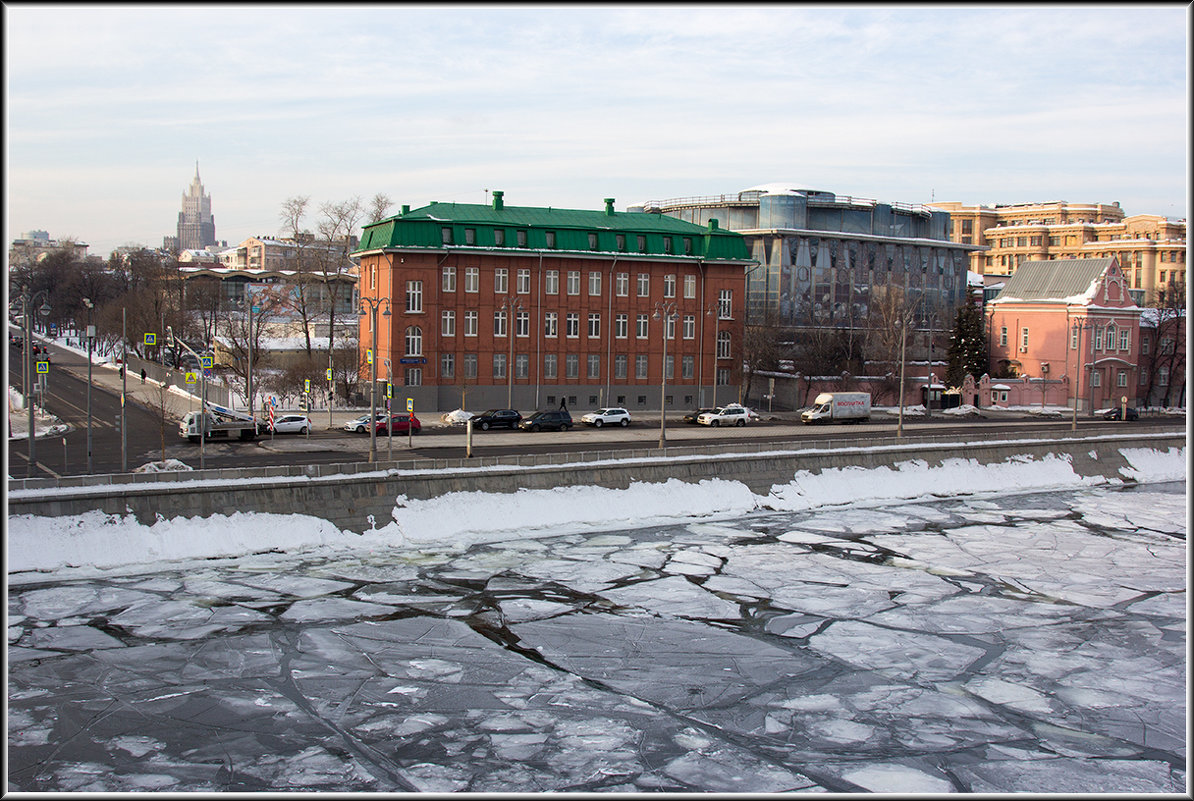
<box><xmin>929</xmin><ymin>200</ymin><xmax>1186</xmax><ymax>304</ymax></box>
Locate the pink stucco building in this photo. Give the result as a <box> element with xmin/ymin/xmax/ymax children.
<box><xmin>987</xmin><ymin>257</ymin><xmax>1142</xmax><ymax>413</ymax></box>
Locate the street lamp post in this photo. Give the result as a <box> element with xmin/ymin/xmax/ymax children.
<box><xmin>17</xmin><ymin>287</ymin><xmax>51</xmax><ymax>478</ymax></box>
<box><xmin>500</xmin><ymin>296</ymin><xmax>522</xmax><ymax>409</ymax></box>
<box><xmin>654</xmin><ymin>301</ymin><xmax>678</xmax><ymax>450</ymax></box>
<box><xmin>699</xmin><ymin>303</ymin><xmax>718</xmax><ymax>408</ymax></box>
<box><xmin>83</xmin><ymin>297</ymin><xmax>94</xmax><ymax>473</ymax></box>
<box><xmin>897</xmin><ymin>317</ymin><xmax>908</xmax><ymax>438</ymax></box>
<box><xmin>359</xmin><ymin>296</ymin><xmax>392</xmax><ymax>463</ymax></box>
<box><xmin>384</xmin><ymin>358</ymin><xmax>394</xmax><ymax>462</ymax></box>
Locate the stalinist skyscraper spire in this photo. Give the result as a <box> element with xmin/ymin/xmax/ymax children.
<box><xmin>172</xmin><ymin>161</ymin><xmax>217</xmax><ymax>251</ymax></box>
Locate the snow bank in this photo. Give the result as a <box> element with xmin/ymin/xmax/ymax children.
<box><xmin>8</xmin><ymin>446</ymin><xmax>1185</xmax><ymax>579</ymax></box>
<box><xmin>765</xmin><ymin>453</ymin><xmax>1104</xmax><ymax>512</ymax></box>
<box><xmin>385</xmin><ymin>478</ymin><xmax>759</xmax><ymax>546</ymax></box>
<box><xmin>7</xmin><ymin>511</ymin><xmax>346</xmax><ymax>574</ymax></box>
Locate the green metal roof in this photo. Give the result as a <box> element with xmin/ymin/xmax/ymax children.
<box><xmin>354</xmin><ymin>195</ymin><xmax>751</xmax><ymax>262</ymax></box>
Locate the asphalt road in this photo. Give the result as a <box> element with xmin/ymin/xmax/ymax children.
<box><xmin>9</xmin><ymin>336</ymin><xmax>1178</xmax><ymax>479</ymax></box>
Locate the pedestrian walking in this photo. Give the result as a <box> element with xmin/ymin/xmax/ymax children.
<box><xmin>140</xmin><ymin>368</ymin><xmax>147</xmax><ymax>384</ymax></box>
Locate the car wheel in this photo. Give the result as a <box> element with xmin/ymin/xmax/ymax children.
<box><xmin>300</xmin><ymin>427</ymin><xmax>308</xmax><ymax>434</ymax></box>
<box><xmin>736</xmin><ymin>419</ymin><xmax>745</xmax><ymax>427</ymax></box>
<box><xmin>712</xmin><ymin>420</ymin><xmax>720</xmax><ymax>427</ymax></box>
<box><xmin>480</xmin><ymin>421</ymin><xmax>490</xmax><ymax>430</ymax></box>
<box><xmin>620</xmin><ymin>419</ymin><xmax>629</xmax><ymax>427</ymax></box>
<box><xmin>531</xmin><ymin>423</ymin><xmax>541</xmax><ymax>432</ymax></box>
<box><xmin>595</xmin><ymin>419</ymin><xmax>603</xmax><ymax>428</ymax></box>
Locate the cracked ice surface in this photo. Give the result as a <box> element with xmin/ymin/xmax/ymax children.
<box><xmin>7</xmin><ymin>482</ymin><xmax>1186</xmax><ymax>793</ymax></box>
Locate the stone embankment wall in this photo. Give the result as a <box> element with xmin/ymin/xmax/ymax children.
<box><xmin>8</xmin><ymin>433</ymin><xmax>1182</xmax><ymax>534</ymax></box>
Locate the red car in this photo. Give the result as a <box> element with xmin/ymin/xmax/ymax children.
<box><xmin>375</xmin><ymin>413</ymin><xmax>421</xmax><ymax>435</ymax></box>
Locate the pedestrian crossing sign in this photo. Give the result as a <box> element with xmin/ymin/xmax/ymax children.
<box><xmin>36</xmin><ymin>361</ymin><xmax>49</xmax><ymax>374</ymax></box>
<box><xmin>185</xmin><ymin>372</ymin><xmax>197</xmax><ymax>384</ymax></box>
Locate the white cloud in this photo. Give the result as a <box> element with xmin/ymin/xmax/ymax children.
<box><xmin>5</xmin><ymin>4</ymin><xmax>1187</xmax><ymax>258</ymax></box>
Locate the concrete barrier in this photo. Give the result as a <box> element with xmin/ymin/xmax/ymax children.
<box><xmin>7</xmin><ymin>431</ymin><xmax>1182</xmax><ymax>534</ymax></box>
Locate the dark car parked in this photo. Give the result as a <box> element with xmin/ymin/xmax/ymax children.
<box><xmin>471</xmin><ymin>408</ymin><xmax>522</xmax><ymax>430</ymax></box>
<box><xmin>518</xmin><ymin>410</ymin><xmax>573</xmax><ymax>432</ymax></box>
<box><xmin>1102</xmin><ymin>407</ymin><xmax>1139</xmax><ymax>421</ymax></box>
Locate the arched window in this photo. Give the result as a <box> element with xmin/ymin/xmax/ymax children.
<box><xmin>716</xmin><ymin>330</ymin><xmax>732</xmax><ymax>359</ymax></box>
<box><xmin>405</xmin><ymin>326</ymin><xmax>422</xmax><ymax>357</ymax></box>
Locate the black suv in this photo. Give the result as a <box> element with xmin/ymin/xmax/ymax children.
<box><xmin>1102</xmin><ymin>407</ymin><xmax>1139</xmax><ymax>421</ymax></box>
<box><xmin>518</xmin><ymin>410</ymin><xmax>573</xmax><ymax>431</ymax></box>
<box><xmin>471</xmin><ymin>408</ymin><xmax>522</xmax><ymax>430</ymax></box>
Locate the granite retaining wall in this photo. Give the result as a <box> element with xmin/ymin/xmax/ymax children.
<box><xmin>8</xmin><ymin>433</ymin><xmax>1181</xmax><ymax>534</ymax></box>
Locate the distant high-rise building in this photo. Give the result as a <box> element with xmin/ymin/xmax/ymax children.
<box><xmin>167</xmin><ymin>163</ymin><xmax>217</xmax><ymax>251</ymax></box>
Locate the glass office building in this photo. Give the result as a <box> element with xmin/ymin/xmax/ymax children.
<box><xmin>634</xmin><ymin>186</ymin><xmax>978</xmax><ymax>329</ymax></box>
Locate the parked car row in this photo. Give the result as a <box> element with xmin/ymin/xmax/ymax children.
<box><xmin>342</xmin><ymin>412</ymin><xmax>422</xmax><ymax>435</ymax></box>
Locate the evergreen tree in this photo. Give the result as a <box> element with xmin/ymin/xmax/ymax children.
<box><xmin>945</xmin><ymin>302</ymin><xmax>987</xmax><ymax>387</ymax></box>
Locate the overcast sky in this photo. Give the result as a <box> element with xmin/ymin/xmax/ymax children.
<box><xmin>5</xmin><ymin>4</ymin><xmax>1188</xmax><ymax>259</ymax></box>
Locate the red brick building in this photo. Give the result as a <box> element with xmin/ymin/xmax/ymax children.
<box><xmin>352</xmin><ymin>193</ymin><xmax>754</xmax><ymax>413</ymax></box>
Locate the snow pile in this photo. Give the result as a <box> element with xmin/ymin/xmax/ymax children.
<box><xmin>1118</xmin><ymin>446</ymin><xmax>1187</xmax><ymax>483</ymax></box>
<box><xmin>8</xmin><ymin>511</ymin><xmax>345</xmax><ymax>574</ymax></box>
<box><xmin>384</xmin><ymin>478</ymin><xmax>759</xmax><ymax>545</ymax></box>
<box><xmin>8</xmin><ymin>446</ymin><xmax>1185</xmax><ymax>578</ymax></box>
<box><xmin>133</xmin><ymin>459</ymin><xmax>194</xmax><ymax>473</ymax></box>
<box><xmin>766</xmin><ymin>453</ymin><xmax>1103</xmax><ymax>512</ymax></box>
<box><xmin>440</xmin><ymin>409</ymin><xmax>473</xmax><ymax>425</ymax></box>
<box><xmin>941</xmin><ymin>404</ymin><xmax>981</xmax><ymax>416</ymax></box>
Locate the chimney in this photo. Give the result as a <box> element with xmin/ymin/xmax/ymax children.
<box><xmin>708</xmin><ymin>218</ymin><xmax>719</xmax><ymax>230</ymax></box>
<box><xmin>493</xmin><ymin>190</ymin><xmax>504</xmax><ymax>210</ymax></box>
<box><xmin>401</xmin><ymin>204</ymin><xmax>410</xmax><ymax>215</ymax></box>
<box><xmin>604</xmin><ymin>198</ymin><xmax>615</xmax><ymax>216</ymax></box>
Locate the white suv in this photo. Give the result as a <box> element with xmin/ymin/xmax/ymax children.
<box><xmin>580</xmin><ymin>407</ymin><xmax>631</xmax><ymax>428</ymax></box>
<box><xmin>696</xmin><ymin>404</ymin><xmax>751</xmax><ymax>427</ymax></box>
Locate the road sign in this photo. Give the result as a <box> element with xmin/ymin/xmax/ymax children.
<box><xmin>200</xmin><ymin>356</ymin><xmax>213</xmax><ymax>369</ymax></box>
<box><xmin>386</xmin><ymin>383</ymin><xmax>393</xmax><ymax>399</ymax></box>
<box><xmin>366</xmin><ymin>349</ymin><xmax>373</xmax><ymax>365</ymax></box>
<box><xmin>36</xmin><ymin>361</ymin><xmax>49</xmax><ymax>374</ymax></box>
<box><xmin>144</xmin><ymin>333</ymin><xmax>156</xmax><ymax>346</ymax></box>
<box><xmin>326</xmin><ymin>368</ymin><xmax>333</xmax><ymax>381</ymax></box>
<box><xmin>304</xmin><ymin>379</ymin><xmax>311</xmax><ymax>392</ymax></box>
<box><xmin>185</xmin><ymin>372</ymin><xmax>197</xmax><ymax>385</ymax></box>
<box><xmin>406</xmin><ymin>398</ymin><xmax>413</xmax><ymax>413</ymax></box>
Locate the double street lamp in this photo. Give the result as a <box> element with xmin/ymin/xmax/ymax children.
<box><xmin>15</xmin><ymin>288</ymin><xmax>52</xmax><ymax>477</ymax></box>
<box><xmin>83</xmin><ymin>298</ymin><xmax>95</xmax><ymax>473</ymax></box>
<box><xmin>654</xmin><ymin>301</ymin><xmax>678</xmax><ymax>450</ymax></box>
<box><xmin>359</xmin><ymin>296</ymin><xmax>391</xmax><ymax>463</ymax></box>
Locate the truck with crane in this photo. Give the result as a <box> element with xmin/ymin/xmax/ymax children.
<box><xmin>179</xmin><ymin>401</ymin><xmax>261</xmax><ymax>442</ymax></box>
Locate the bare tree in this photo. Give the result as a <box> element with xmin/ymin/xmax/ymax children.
<box><xmin>741</xmin><ymin>313</ymin><xmax>785</xmax><ymax>405</ymax></box>
<box><xmin>220</xmin><ymin>287</ymin><xmax>285</xmax><ymax>414</ymax></box>
<box><xmin>1140</xmin><ymin>280</ymin><xmax>1187</xmax><ymax>408</ymax></box>
<box><xmin>147</xmin><ymin>375</ymin><xmax>184</xmax><ymax>466</ymax></box>
<box><xmin>316</xmin><ymin>196</ymin><xmax>364</xmax><ymax>360</ymax></box>
<box><xmin>368</xmin><ymin>193</ymin><xmax>394</xmax><ymax>224</ymax></box>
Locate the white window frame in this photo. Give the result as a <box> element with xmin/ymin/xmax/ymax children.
<box><xmin>683</xmin><ymin>274</ymin><xmax>696</xmax><ymax>299</ymax></box>
<box><xmin>494</xmin><ymin>268</ymin><xmax>509</xmax><ymax>295</ymax></box>
<box><xmin>517</xmin><ymin>268</ymin><xmax>531</xmax><ymax>294</ymax></box>
<box><xmin>545</xmin><ymin>270</ymin><xmax>559</xmax><ymax>295</ymax></box>
<box><xmin>718</xmin><ymin>289</ymin><xmax>733</xmax><ymax>320</ymax></box>
<box><xmin>589</xmin><ymin>271</ymin><xmax>602</xmax><ymax>296</ymax></box>
<box><xmin>442</xmin><ymin>265</ymin><xmax>456</xmax><ymax>292</ymax></box>
<box><xmin>494</xmin><ymin>310</ymin><xmax>508</xmax><ymax>338</ymax></box>
<box><xmin>615</xmin><ymin>272</ymin><xmax>629</xmax><ymax>297</ymax></box>
<box><xmin>567</xmin><ymin>270</ymin><xmax>581</xmax><ymax>296</ymax></box>
<box><xmin>405</xmin><ymin>326</ymin><xmax>423</xmax><ymax>356</ymax></box>
<box><xmin>441</xmin><ymin>310</ymin><xmax>455</xmax><ymax>337</ymax></box>
<box><xmin>516</xmin><ymin>310</ymin><xmax>530</xmax><ymax>338</ymax></box>
<box><xmin>544</xmin><ymin>311</ymin><xmax>558</xmax><ymax>338</ymax></box>
<box><xmin>587</xmin><ymin>312</ymin><xmax>600</xmax><ymax>338</ymax></box>
<box><xmin>682</xmin><ymin>315</ymin><xmax>695</xmax><ymax>339</ymax></box>
<box><xmin>615</xmin><ymin>313</ymin><xmax>628</xmax><ymax>339</ymax></box>
<box><xmin>406</xmin><ymin>280</ymin><xmax>423</xmax><ymax>313</ymax></box>
<box><xmin>465</xmin><ymin>267</ymin><xmax>479</xmax><ymax>293</ymax></box>
<box><xmin>637</xmin><ymin>273</ymin><xmax>650</xmax><ymax>297</ymax></box>
<box><xmin>636</xmin><ymin>313</ymin><xmax>649</xmax><ymax>339</ymax></box>
<box><xmin>464</xmin><ymin>310</ymin><xmax>478</xmax><ymax>337</ymax></box>
<box><xmin>565</xmin><ymin>312</ymin><xmax>580</xmax><ymax>338</ymax></box>
<box><xmin>663</xmin><ymin>274</ymin><xmax>676</xmax><ymax>298</ymax></box>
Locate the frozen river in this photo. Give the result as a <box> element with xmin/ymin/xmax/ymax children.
<box><xmin>7</xmin><ymin>482</ymin><xmax>1187</xmax><ymax>793</ymax></box>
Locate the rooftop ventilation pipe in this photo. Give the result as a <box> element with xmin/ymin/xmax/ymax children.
<box><xmin>493</xmin><ymin>190</ymin><xmax>504</xmax><ymax>210</ymax></box>
<box><xmin>708</xmin><ymin>218</ymin><xmax>719</xmax><ymax>230</ymax></box>
<box><xmin>401</xmin><ymin>204</ymin><xmax>410</xmax><ymax>214</ymax></box>
<box><xmin>604</xmin><ymin>198</ymin><xmax>616</xmax><ymax>215</ymax></box>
